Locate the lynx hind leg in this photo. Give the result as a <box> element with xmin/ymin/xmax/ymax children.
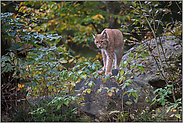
<box><xmin>115</xmin><ymin>52</ymin><xmax>123</xmax><ymax>70</ymax></box>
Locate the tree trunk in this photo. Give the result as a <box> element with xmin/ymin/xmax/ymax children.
<box><xmin>103</xmin><ymin>1</ymin><xmax>117</xmax><ymax>28</ymax></box>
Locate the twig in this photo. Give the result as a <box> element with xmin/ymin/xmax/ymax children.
<box><xmin>91</xmin><ymin>22</ymin><xmax>100</xmax><ymax>34</ymax></box>
<box><xmin>121</xmin><ymin>88</ymin><xmax>125</xmax><ymax>122</ymax></box>
<box><xmin>139</xmin><ymin>1</ymin><xmax>177</xmax><ymax>103</ymax></box>
<box><xmin>175</xmin><ymin>1</ymin><xmax>181</xmax><ymax>11</ymax></box>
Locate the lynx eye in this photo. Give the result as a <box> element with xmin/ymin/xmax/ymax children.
<box><xmin>101</xmin><ymin>41</ymin><xmax>103</xmax><ymax>43</ymax></box>
<box><xmin>96</xmin><ymin>41</ymin><xmax>98</xmax><ymax>43</ymax></box>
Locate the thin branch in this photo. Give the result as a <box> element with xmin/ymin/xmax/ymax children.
<box><xmin>139</xmin><ymin>1</ymin><xmax>177</xmax><ymax>103</ymax></box>
<box><xmin>91</xmin><ymin>22</ymin><xmax>100</xmax><ymax>34</ymax></box>
<box><xmin>175</xmin><ymin>1</ymin><xmax>181</xmax><ymax>11</ymax></box>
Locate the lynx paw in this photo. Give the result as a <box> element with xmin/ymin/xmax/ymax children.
<box><xmin>101</xmin><ymin>67</ymin><xmax>106</xmax><ymax>72</ymax></box>
<box><xmin>105</xmin><ymin>71</ymin><xmax>112</xmax><ymax>76</ymax></box>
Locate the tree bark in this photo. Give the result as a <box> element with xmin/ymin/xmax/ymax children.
<box><xmin>103</xmin><ymin>1</ymin><xmax>116</xmax><ymax>28</ymax></box>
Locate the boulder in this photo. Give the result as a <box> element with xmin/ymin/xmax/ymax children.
<box><xmin>73</xmin><ymin>36</ymin><xmax>182</xmax><ymax>121</ymax></box>
<box><xmin>73</xmin><ymin>75</ymin><xmax>154</xmax><ymax>121</ymax></box>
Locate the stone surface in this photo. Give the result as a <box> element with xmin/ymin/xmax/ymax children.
<box><xmin>73</xmin><ymin>36</ymin><xmax>182</xmax><ymax>121</ymax></box>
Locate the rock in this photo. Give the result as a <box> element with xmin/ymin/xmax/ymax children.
<box><xmin>121</xmin><ymin>36</ymin><xmax>182</xmax><ymax>90</ymax></box>
<box><xmin>73</xmin><ymin>36</ymin><xmax>182</xmax><ymax>121</ymax></box>
<box><xmin>73</xmin><ymin>76</ymin><xmax>154</xmax><ymax>121</ymax></box>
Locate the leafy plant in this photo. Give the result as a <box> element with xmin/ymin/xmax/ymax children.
<box><xmin>1</xmin><ymin>1</ymin><xmax>182</xmax><ymax>122</ymax></box>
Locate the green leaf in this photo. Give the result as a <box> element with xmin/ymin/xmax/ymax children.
<box><xmin>124</xmin><ymin>61</ymin><xmax>128</xmax><ymax>67</ymax></box>
<box><xmin>126</xmin><ymin>101</ymin><xmax>132</xmax><ymax>105</ymax></box>
<box><xmin>17</xmin><ymin>46</ymin><xmax>25</xmax><ymax>51</ymax></box>
<box><xmin>175</xmin><ymin>114</ymin><xmax>181</xmax><ymax>119</ymax></box>
<box><xmin>161</xmin><ymin>100</ymin><xmax>166</xmax><ymax>106</ymax></box>
<box><xmin>97</xmin><ymin>88</ymin><xmax>102</xmax><ymax>93</ymax></box>
<box><xmin>110</xmin><ymin>87</ymin><xmax>116</xmax><ymax>90</ymax></box>
<box><xmin>128</xmin><ymin>92</ymin><xmax>131</xmax><ymax>97</ymax></box>
<box><xmin>57</xmin><ymin>103</ymin><xmax>63</xmax><ymax>109</ymax></box>
<box><xmin>132</xmin><ymin>92</ymin><xmax>138</xmax><ymax>99</ymax></box>
<box><xmin>88</xmin><ymin>81</ymin><xmax>95</xmax><ymax>87</ymax></box>
<box><xmin>121</xmin><ymin>83</ymin><xmax>129</xmax><ymax>90</ymax></box>
<box><xmin>126</xmin><ymin>79</ymin><xmax>132</xmax><ymax>83</ymax></box>
<box><xmin>127</xmin><ymin>89</ymin><xmax>137</xmax><ymax>93</ymax></box>
<box><xmin>167</xmin><ymin>105</ymin><xmax>173</xmax><ymax>113</ymax></box>
<box><xmin>138</xmin><ymin>66</ymin><xmax>145</xmax><ymax>71</ymax></box>
<box><xmin>145</xmin><ymin>97</ymin><xmax>149</xmax><ymax>102</ymax></box>
<box><xmin>167</xmin><ymin>84</ymin><xmax>173</xmax><ymax>87</ymax></box>
<box><xmin>154</xmin><ymin>4</ymin><xmax>158</xmax><ymax>7</ymax></box>
<box><xmin>103</xmin><ymin>87</ymin><xmax>109</xmax><ymax>90</ymax></box>
<box><xmin>107</xmin><ymin>91</ymin><xmax>113</xmax><ymax>97</ymax></box>
<box><xmin>64</xmin><ymin>98</ymin><xmax>70</xmax><ymax>106</ymax></box>
<box><xmin>80</xmin><ymin>74</ymin><xmax>87</xmax><ymax>79</ymax></box>
<box><xmin>109</xmin><ymin>110</ymin><xmax>120</xmax><ymax>115</ymax></box>
<box><xmin>9</xmin><ymin>52</ymin><xmax>15</xmax><ymax>58</ymax></box>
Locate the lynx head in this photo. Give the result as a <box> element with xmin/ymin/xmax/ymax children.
<box><xmin>92</xmin><ymin>30</ymin><xmax>109</xmax><ymax>49</ymax></box>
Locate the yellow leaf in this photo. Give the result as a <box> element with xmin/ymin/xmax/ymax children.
<box><xmin>123</xmin><ymin>1</ymin><xmax>127</xmax><ymax>4</ymax></box>
<box><xmin>50</xmin><ymin>20</ymin><xmax>54</xmax><ymax>23</ymax></box>
<box><xmin>170</xmin><ymin>114</ymin><xmax>175</xmax><ymax>117</ymax></box>
<box><xmin>69</xmin><ymin>58</ymin><xmax>74</xmax><ymax>63</ymax></box>
<box><xmin>63</xmin><ymin>47</ymin><xmax>66</xmax><ymax>52</ymax></box>
<box><xmin>13</xmin><ymin>14</ymin><xmax>17</xmax><ymax>19</ymax></box>
<box><xmin>82</xmin><ymin>90</ymin><xmax>86</xmax><ymax>95</ymax></box>
<box><xmin>18</xmin><ymin>84</ymin><xmax>21</xmax><ymax>88</ymax></box>
<box><xmin>60</xmin><ymin>60</ymin><xmax>67</xmax><ymax>64</ymax></box>
<box><xmin>101</xmin><ymin>5</ymin><xmax>105</xmax><ymax>8</ymax></box>
<box><xmin>1</xmin><ymin>2</ymin><xmax>6</xmax><ymax>6</ymax></box>
<box><xmin>173</xmin><ymin>109</ymin><xmax>177</xmax><ymax>112</ymax></box>
<box><xmin>175</xmin><ymin>114</ymin><xmax>181</xmax><ymax>119</ymax></box>
<box><xmin>20</xmin><ymin>2</ymin><xmax>23</xmax><ymax>6</ymax></box>
<box><xmin>87</xmin><ymin>89</ymin><xmax>91</xmax><ymax>94</ymax></box>
<box><xmin>23</xmin><ymin>9</ymin><xmax>26</xmax><ymax>13</ymax></box>
<box><xmin>126</xmin><ymin>15</ymin><xmax>130</xmax><ymax>20</ymax></box>
<box><xmin>42</xmin><ymin>13</ymin><xmax>46</xmax><ymax>16</ymax></box>
<box><xmin>75</xmin><ymin>54</ymin><xmax>80</xmax><ymax>58</ymax></box>
<box><xmin>108</xmin><ymin>91</ymin><xmax>113</xmax><ymax>97</ymax></box>
<box><xmin>102</xmin><ymin>78</ymin><xmax>107</xmax><ymax>83</ymax></box>
<box><xmin>97</xmin><ymin>89</ymin><xmax>102</xmax><ymax>93</ymax></box>
<box><xmin>98</xmin><ymin>14</ymin><xmax>104</xmax><ymax>19</ymax></box>
<box><xmin>117</xmin><ymin>19</ymin><xmax>121</xmax><ymax>24</ymax></box>
<box><xmin>156</xmin><ymin>72</ymin><xmax>160</xmax><ymax>75</ymax></box>
<box><xmin>94</xmin><ymin>14</ymin><xmax>98</xmax><ymax>19</ymax></box>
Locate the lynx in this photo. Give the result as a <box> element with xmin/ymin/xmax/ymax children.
<box><xmin>92</xmin><ymin>29</ymin><xmax>125</xmax><ymax>76</ymax></box>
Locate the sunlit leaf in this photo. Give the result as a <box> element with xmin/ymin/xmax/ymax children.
<box><xmin>175</xmin><ymin>114</ymin><xmax>181</xmax><ymax>119</ymax></box>
<box><xmin>109</xmin><ymin>110</ymin><xmax>120</xmax><ymax>115</ymax></box>
<box><xmin>126</xmin><ymin>101</ymin><xmax>132</xmax><ymax>105</ymax></box>
<box><xmin>107</xmin><ymin>91</ymin><xmax>113</xmax><ymax>97</ymax></box>
<box><xmin>86</xmin><ymin>88</ymin><xmax>91</xmax><ymax>94</ymax></box>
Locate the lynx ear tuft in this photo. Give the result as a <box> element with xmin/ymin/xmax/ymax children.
<box><xmin>103</xmin><ymin>30</ymin><xmax>107</xmax><ymax>38</ymax></box>
<box><xmin>92</xmin><ymin>31</ymin><xmax>96</xmax><ymax>38</ymax></box>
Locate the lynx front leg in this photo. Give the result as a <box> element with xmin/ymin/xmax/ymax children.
<box><xmin>101</xmin><ymin>50</ymin><xmax>106</xmax><ymax>71</ymax></box>
<box><xmin>105</xmin><ymin>51</ymin><xmax>114</xmax><ymax>76</ymax></box>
